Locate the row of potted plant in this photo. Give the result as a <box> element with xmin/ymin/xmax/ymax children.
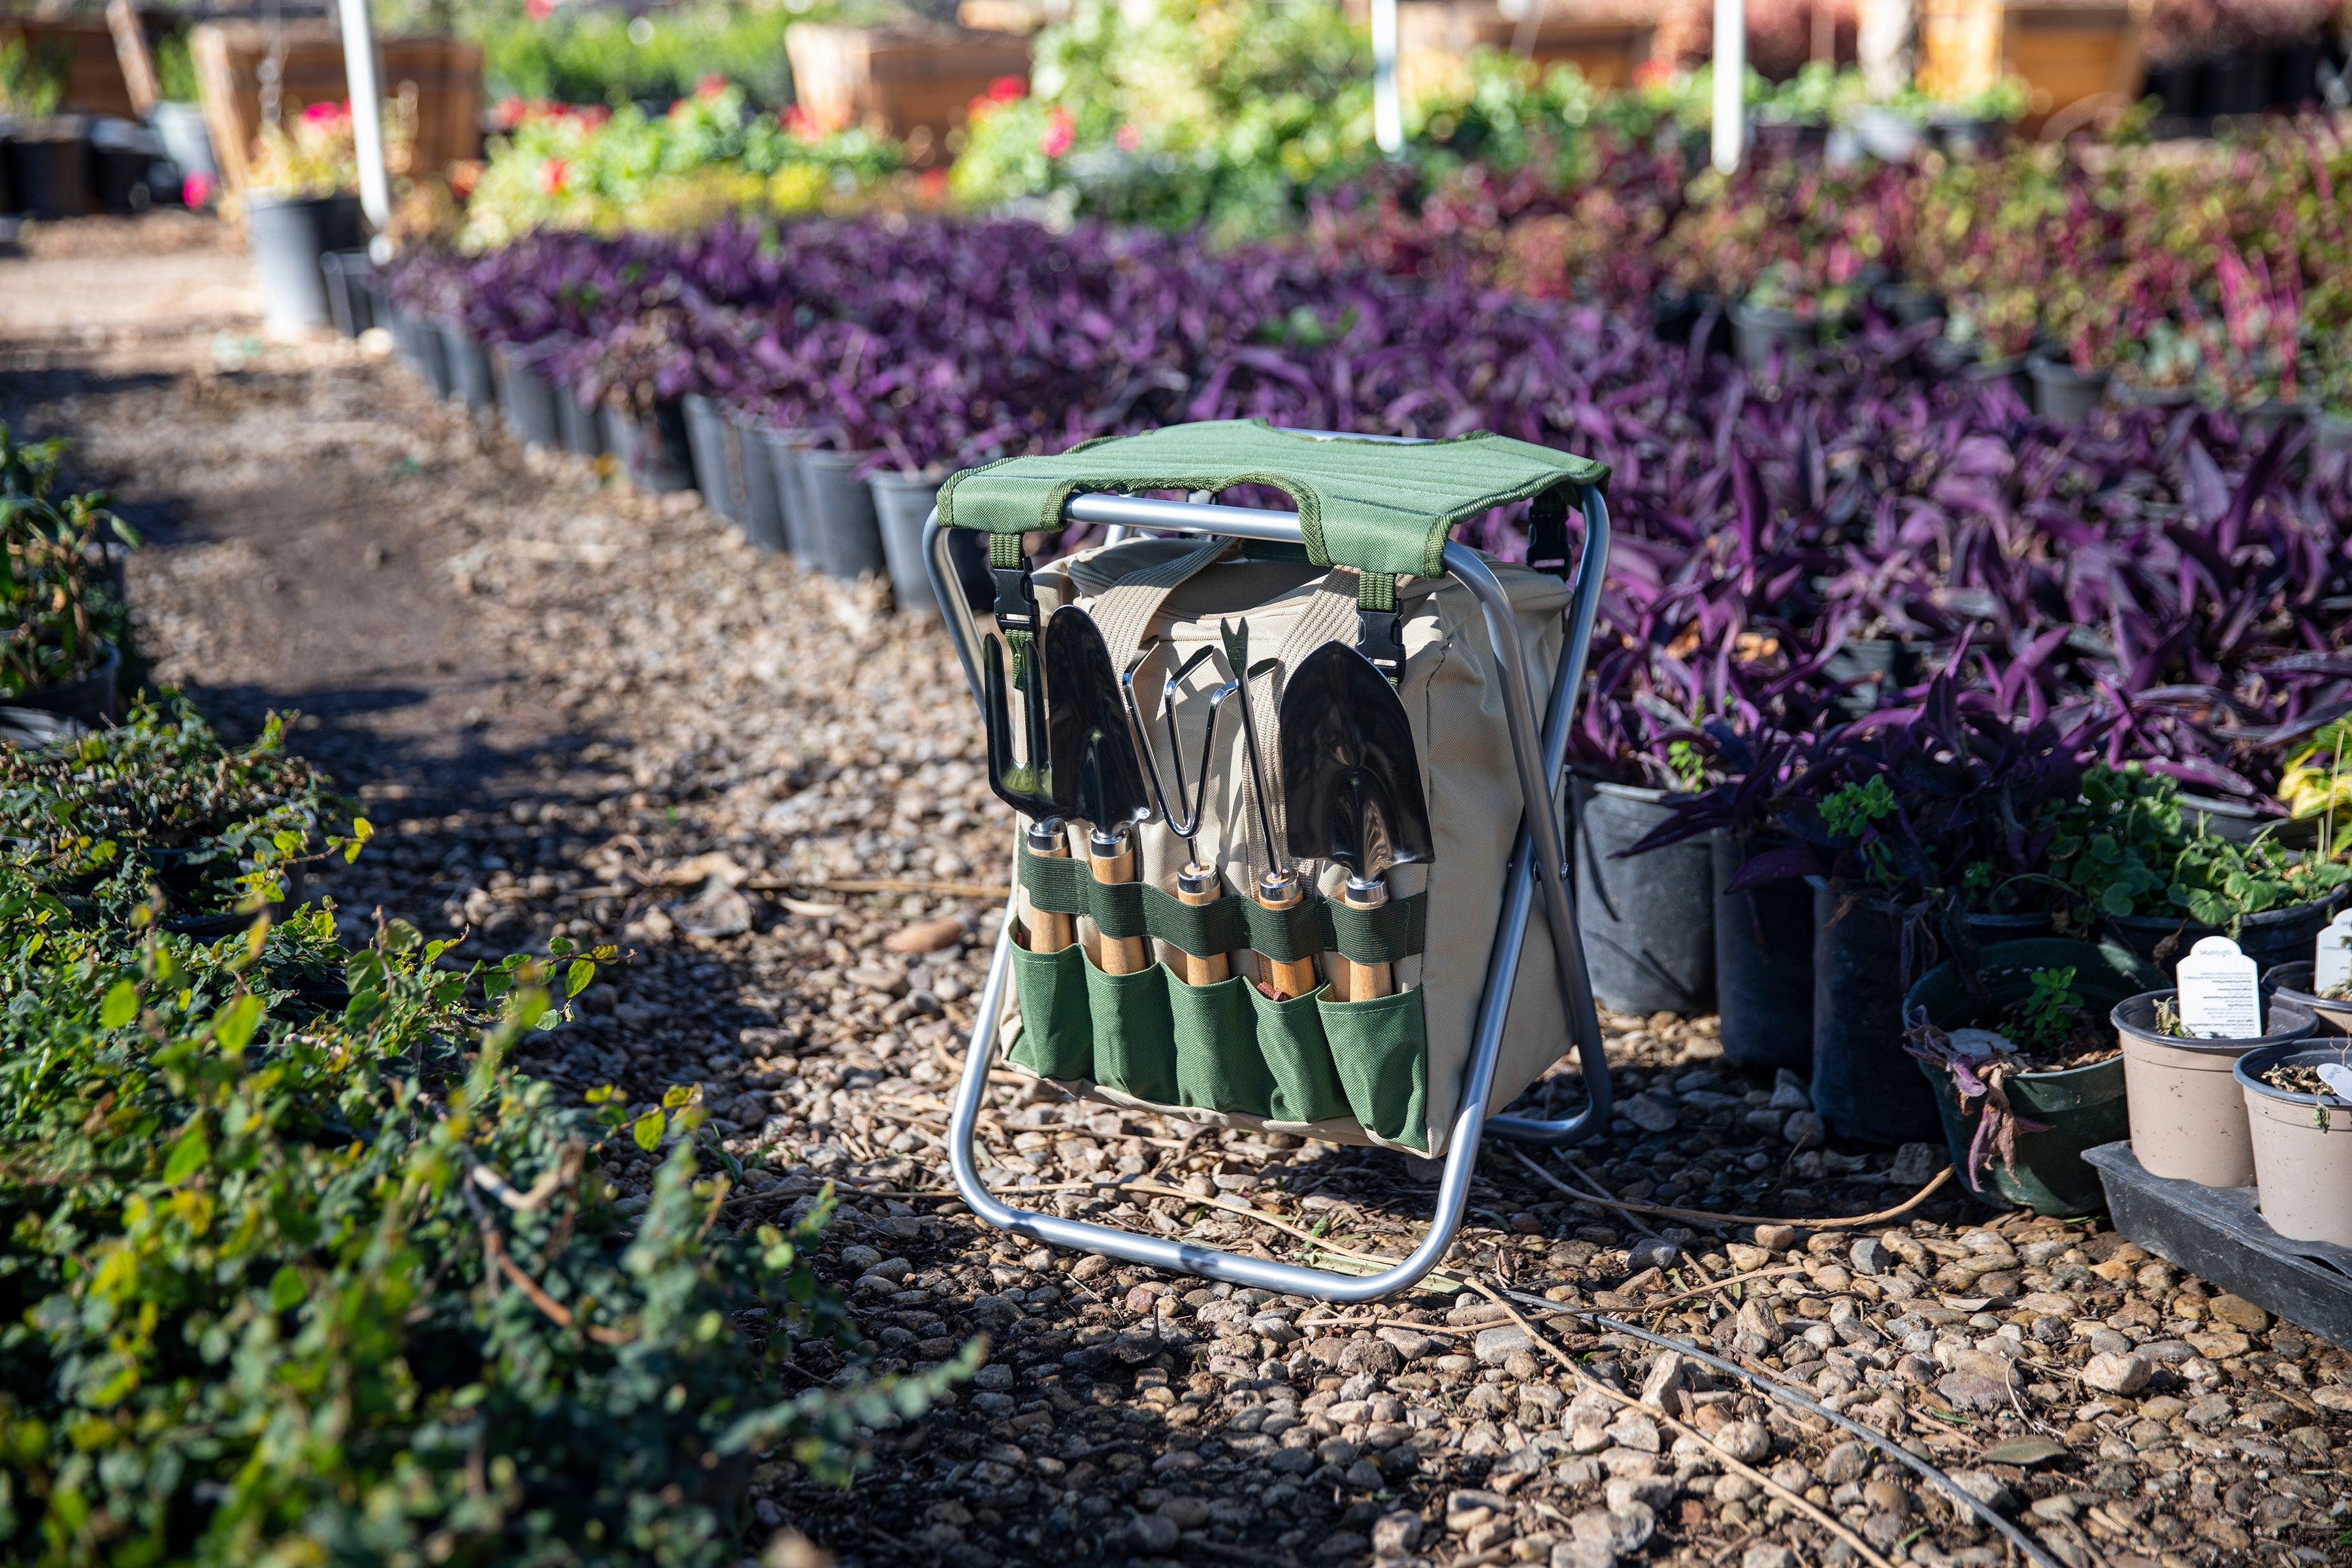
<box><xmin>0</xmin><ymin>424</ymin><xmax>137</xmax><ymax>741</ymax></box>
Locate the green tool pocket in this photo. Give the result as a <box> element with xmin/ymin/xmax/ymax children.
<box><xmin>1169</xmin><ymin>973</ymin><xmax>1270</xmax><ymax>1113</ymax></box>
<box><xmin>1083</xmin><ymin>958</ymin><xmax>1178</xmax><ymax>1107</ymax></box>
<box><xmin>1319</xmin><ymin>987</ymin><xmax>1431</xmax><ymax>1151</ymax></box>
<box><xmin>1005</xmin><ymin>946</ymin><xmax>1429</xmax><ymax>1147</ymax></box>
<box><xmin>1006</xmin><ymin>943</ymin><xmax>1093</xmax><ymax>1083</ymax></box>
<box><xmin>1250</xmin><ymin>983</ymin><xmax>1350</xmax><ymax>1126</ymax></box>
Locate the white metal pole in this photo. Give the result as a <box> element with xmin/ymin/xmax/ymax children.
<box><xmin>338</xmin><ymin>0</ymin><xmax>393</xmax><ymax>237</ymax></box>
<box><xmin>1711</xmin><ymin>0</ymin><xmax>1745</xmax><ymax>174</ymax></box>
<box><xmin>1372</xmin><ymin>0</ymin><xmax>1402</xmax><ymax>156</ymax></box>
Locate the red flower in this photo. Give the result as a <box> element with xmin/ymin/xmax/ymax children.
<box><xmin>1039</xmin><ymin>105</ymin><xmax>1075</xmax><ymax>158</ymax></box>
<box><xmin>782</xmin><ymin>104</ymin><xmax>824</xmax><ymax>139</ymax></box>
<box><xmin>540</xmin><ymin>157</ymin><xmax>568</xmax><ymax>195</ymax></box>
<box><xmin>525</xmin><ymin>0</ymin><xmax>555</xmax><ymax>18</ymax></box>
<box><xmin>989</xmin><ymin>75</ymin><xmax>1026</xmax><ymax>103</ymax></box>
<box><xmin>697</xmin><ymin>72</ymin><xmax>728</xmax><ymax>98</ymax></box>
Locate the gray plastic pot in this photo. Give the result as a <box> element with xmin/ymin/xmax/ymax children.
<box><xmin>869</xmin><ymin>470</ymin><xmax>945</xmax><ymax>616</ymax></box>
<box><xmin>247</xmin><ymin>191</ymin><xmax>363</xmax><ymax>335</ymax></box>
<box><xmin>386</xmin><ymin>304</ymin><xmax>451</xmax><ymax>398</ymax></box>
<box><xmin>151</xmin><ymin>101</ymin><xmax>216</xmax><ymax>181</ymax></box>
<box><xmin>600</xmin><ymin>401</ymin><xmax>696</xmax><ymax>493</ymax></box>
<box><xmin>1730</xmin><ymin>302</ymin><xmax>1818</xmax><ymax>370</ymax></box>
<box><xmin>318</xmin><ymin>250</ymin><xmax>376</xmax><ymax>337</ymax></box>
<box><xmin>2264</xmin><ymin>960</ymin><xmax>2352</xmax><ymax>1033</ymax></box>
<box><xmin>796</xmin><ymin>449</ymin><xmax>888</xmax><ymax>581</ymax></box>
<box><xmin>2234</xmin><ymin>1041</ymin><xmax>2352</xmax><ymax>1247</ymax></box>
<box><xmin>495</xmin><ymin>346</ymin><xmax>563</xmax><ymax>449</ymax></box>
<box><xmin>0</xmin><ymin>640</ymin><xmax>121</xmax><ymax>728</ymax></box>
<box><xmin>2027</xmin><ymin>353</ymin><xmax>2110</xmax><ymax>423</ymax></box>
<box><xmin>724</xmin><ymin>408</ymin><xmax>787</xmax><ymax>553</ymax></box>
<box><xmin>757</xmin><ymin>427</ymin><xmax>820</xmax><ymax>566</ymax></box>
<box><xmin>2100</xmin><ymin>892</ymin><xmax>2349</xmax><ymax>970</ymax></box>
<box><xmin>1812</xmin><ymin>881</ymin><xmax>2051</xmax><ymax>1145</ymax></box>
<box><xmin>1710</xmin><ymin>834</ymin><xmax>1813</xmax><ymax>1071</ymax></box>
<box><xmin>1573</xmin><ymin>780</ymin><xmax>1713</xmax><ymax>1017</ymax></box>
<box><xmin>2115</xmin><ymin>989</ymin><xmax>2317</xmax><ymax>1188</ymax></box>
<box><xmin>436</xmin><ymin>320</ymin><xmax>496</xmax><ymax>410</ymax></box>
<box><xmin>681</xmin><ymin>395</ymin><xmax>745</xmax><ymax>527</ymax></box>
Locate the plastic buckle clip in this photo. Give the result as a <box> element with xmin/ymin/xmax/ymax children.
<box><xmin>1527</xmin><ymin>491</ymin><xmax>1573</xmax><ymax>581</ymax></box>
<box><xmin>1358</xmin><ymin>607</ymin><xmax>1405</xmax><ymax>681</ymax></box>
<box><xmin>992</xmin><ymin>559</ymin><xmax>1038</xmax><ymax>636</ymax></box>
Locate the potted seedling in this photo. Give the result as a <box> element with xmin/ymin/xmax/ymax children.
<box><xmin>242</xmin><ymin>102</ymin><xmax>370</xmax><ymax>336</ymax></box>
<box><xmin>2234</xmin><ymin>1041</ymin><xmax>2352</xmax><ymax>1248</ymax></box>
<box><xmin>1904</xmin><ymin>939</ymin><xmax>2161</xmax><ymax>1216</ymax></box>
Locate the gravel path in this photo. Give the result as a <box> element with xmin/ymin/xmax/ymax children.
<box><xmin>4</xmin><ymin>221</ymin><xmax>2347</xmax><ymax>1568</ymax></box>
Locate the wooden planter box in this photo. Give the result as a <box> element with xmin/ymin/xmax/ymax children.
<box><xmin>188</xmin><ymin>22</ymin><xmax>482</xmax><ymax>192</ymax></box>
<box><xmin>1919</xmin><ymin>0</ymin><xmax>2148</xmax><ymax>135</ymax></box>
<box><xmin>783</xmin><ymin>23</ymin><xmax>1032</xmax><ymax>161</ymax></box>
<box><xmin>1392</xmin><ymin>3</ymin><xmax>1658</xmax><ymax>101</ymax></box>
<box><xmin>0</xmin><ymin>14</ymin><xmax>157</xmax><ymax>118</ymax></box>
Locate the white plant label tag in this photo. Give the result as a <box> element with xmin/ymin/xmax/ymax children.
<box><xmin>2178</xmin><ymin>936</ymin><xmax>2262</xmax><ymax>1039</ymax></box>
<box><xmin>2315</xmin><ymin>911</ymin><xmax>2352</xmax><ymax>993</ymax></box>
<box><xmin>2318</xmin><ymin>1064</ymin><xmax>2352</xmax><ymax>1102</ymax></box>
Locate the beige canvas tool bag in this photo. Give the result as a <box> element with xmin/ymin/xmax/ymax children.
<box><xmin>988</xmin><ymin>534</ymin><xmax>1574</xmax><ymax>1158</ymax></box>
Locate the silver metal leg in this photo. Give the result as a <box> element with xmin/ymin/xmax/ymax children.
<box><xmin>919</xmin><ymin>478</ymin><xmax>1614</xmax><ymax>1299</ymax></box>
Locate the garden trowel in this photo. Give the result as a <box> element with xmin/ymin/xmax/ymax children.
<box><xmin>1279</xmin><ymin>640</ymin><xmax>1433</xmax><ymax>1000</ymax></box>
<box><xmin>982</xmin><ymin>630</ymin><xmax>1074</xmax><ymax>953</ymax></box>
<box><xmin>1043</xmin><ymin>605</ymin><xmax>1154</xmax><ymax>974</ymax></box>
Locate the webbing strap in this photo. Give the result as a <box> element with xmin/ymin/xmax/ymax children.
<box><xmin>1020</xmin><ymin>849</ymin><xmax>1426</xmax><ymax>965</ymax></box>
<box><xmin>1090</xmin><ymin>535</ymin><xmax>1234</xmax><ymax>677</ymax></box>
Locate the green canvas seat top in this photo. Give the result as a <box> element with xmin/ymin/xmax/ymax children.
<box><xmin>936</xmin><ymin>419</ymin><xmax>1609</xmax><ymax>580</ymax></box>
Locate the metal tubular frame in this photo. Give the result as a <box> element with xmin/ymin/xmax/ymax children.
<box><xmin>917</xmin><ymin>470</ymin><xmax>1613</xmax><ymax>1301</ymax></box>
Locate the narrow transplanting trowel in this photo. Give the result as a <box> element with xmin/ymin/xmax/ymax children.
<box><xmin>1042</xmin><ymin>605</ymin><xmax>1155</xmax><ymax>974</ymax></box>
<box><xmin>1279</xmin><ymin>640</ymin><xmax>1434</xmax><ymax>1000</ymax></box>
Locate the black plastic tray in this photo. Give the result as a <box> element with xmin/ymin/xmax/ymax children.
<box><xmin>2083</xmin><ymin>1141</ymin><xmax>2352</xmax><ymax>1349</ymax></box>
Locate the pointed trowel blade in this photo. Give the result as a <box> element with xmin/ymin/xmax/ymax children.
<box><xmin>1278</xmin><ymin>640</ymin><xmax>1434</xmax><ymax>879</ymax></box>
<box><xmin>1041</xmin><ymin>605</ymin><xmax>1152</xmax><ymax>834</ymax></box>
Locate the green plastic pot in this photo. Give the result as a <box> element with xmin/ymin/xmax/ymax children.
<box><xmin>1905</xmin><ymin>938</ymin><xmax>2161</xmax><ymax>1217</ymax></box>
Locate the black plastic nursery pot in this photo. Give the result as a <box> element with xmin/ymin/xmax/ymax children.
<box><xmin>1874</xmin><ymin>282</ymin><xmax>1946</xmax><ymax>328</ymax></box>
<box><xmin>318</xmin><ymin>250</ymin><xmax>377</xmax><ymax>338</ymax></box>
<box><xmin>1711</xmin><ymin>834</ymin><xmax>1814</xmax><ymax>1071</ymax></box>
<box><xmin>0</xmin><ymin>641</ymin><xmax>122</xmax><ymax>730</ymax></box>
<box><xmin>6</xmin><ymin>123</ymin><xmax>93</xmax><ymax>220</ymax></box>
<box><xmin>1906</xmin><ymin>939</ymin><xmax>2161</xmax><ymax>1216</ymax></box>
<box><xmin>2099</xmin><ymin>892</ymin><xmax>2348</xmax><ymax>970</ymax></box>
<box><xmin>870</xmin><ymin>470</ymin><xmax>946</xmax><ymax>616</ymax></box>
<box><xmin>680</xmin><ymin>395</ymin><xmax>745</xmax><ymax>526</ymax></box>
<box><xmin>757</xmin><ymin>426</ymin><xmax>819</xmax><ymax>565</ymax></box>
<box><xmin>1573</xmin><ymin>780</ymin><xmax>1714</xmax><ymax>1017</ymax></box>
<box><xmin>494</xmin><ymin>346</ymin><xmax>563</xmax><ymax>449</ymax></box>
<box><xmin>2266</xmin><ymin>961</ymin><xmax>2352</xmax><ymax>1034</ymax></box>
<box><xmin>724</xmin><ymin>406</ymin><xmax>787</xmax><ymax>553</ymax></box>
<box><xmin>1812</xmin><ymin>880</ymin><xmax>2051</xmax><ymax>1145</ymax></box>
<box><xmin>2027</xmin><ymin>353</ymin><xmax>2109</xmax><ymax>423</ymax></box>
<box><xmin>247</xmin><ymin>191</ymin><xmax>363</xmax><ymax>336</ymax></box>
<box><xmin>600</xmin><ymin>400</ymin><xmax>696</xmax><ymax>494</ymax></box>
<box><xmin>91</xmin><ymin>142</ymin><xmax>152</xmax><ymax>215</ymax></box>
<box><xmin>436</xmin><ymin>321</ymin><xmax>496</xmax><ymax>410</ymax></box>
<box><xmin>1730</xmin><ymin>302</ymin><xmax>1818</xmax><ymax>370</ymax></box>
<box><xmin>796</xmin><ymin>448</ymin><xmax>889</xmax><ymax>581</ymax></box>
<box><xmin>1651</xmin><ymin>290</ymin><xmax>1731</xmax><ymax>357</ymax></box>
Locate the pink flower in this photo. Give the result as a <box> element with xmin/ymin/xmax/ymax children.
<box><xmin>697</xmin><ymin>73</ymin><xmax>728</xmax><ymax>98</ymax></box>
<box><xmin>540</xmin><ymin>157</ymin><xmax>568</xmax><ymax>195</ymax></box>
<box><xmin>183</xmin><ymin>171</ymin><xmax>213</xmax><ymax>208</ymax></box>
<box><xmin>1115</xmin><ymin>123</ymin><xmax>1140</xmax><ymax>153</ymax></box>
<box><xmin>1040</xmin><ymin>106</ymin><xmax>1075</xmax><ymax>159</ymax></box>
<box><xmin>989</xmin><ymin>76</ymin><xmax>1026</xmax><ymax>103</ymax></box>
<box><xmin>525</xmin><ymin>0</ymin><xmax>555</xmax><ymax>18</ymax></box>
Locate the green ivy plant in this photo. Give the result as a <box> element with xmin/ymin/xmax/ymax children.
<box><xmin>0</xmin><ymin>706</ymin><xmax>974</xmax><ymax>1564</ymax></box>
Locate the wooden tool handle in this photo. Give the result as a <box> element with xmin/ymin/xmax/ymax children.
<box><xmin>1024</xmin><ymin>826</ymin><xmax>1075</xmax><ymax>953</ymax></box>
<box><xmin>1088</xmin><ymin>835</ymin><xmax>1151</xmax><ymax>975</ymax></box>
<box><xmin>1332</xmin><ymin>879</ymin><xmax>1392</xmax><ymax>1002</ymax></box>
<box><xmin>1174</xmin><ymin>870</ymin><xmax>1231</xmax><ymax>987</ymax></box>
<box><xmin>1253</xmin><ymin>876</ymin><xmax>1320</xmax><ymax>1000</ymax></box>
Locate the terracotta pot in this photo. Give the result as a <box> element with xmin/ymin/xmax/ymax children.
<box><xmin>2114</xmin><ymin>990</ymin><xmax>2317</xmax><ymax>1187</ymax></box>
<box><xmin>2264</xmin><ymin>960</ymin><xmax>2352</xmax><ymax>1033</ymax></box>
<box><xmin>2234</xmin><ymin>1041</ymin><xmax>2352</xmax><ymax>1247</ymax></box>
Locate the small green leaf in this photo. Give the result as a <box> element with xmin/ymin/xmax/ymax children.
<box><xmin>163</xmin><ymin>1124</ymin><xmax>211</xmax><ymax>1183</ymax></box>
<box><xmin>566</xmin><ymin>959</ymin><xmax>595</xmax><ymax>998</ymax></box>
<box><xmin>632</xmin><ymin>1111</ymin><xmax>665</xmax><ymax>1151</ymax></box>
<box><xmin>662</xmin><ymin>1084</ymin><xmax>695</xmax><ymax>1110</ymax></box>
<box><xmin>100</xmin><ymin>980</ymin><xmax>139</xmax><ymax>1028</ymax></box>
<box><xmin>213</xmin><ymin>995</ymin><xmax>264</xmax><ymax>1051</ymax></box>
<box><xmin>269</xmin><ymin>1265</ymin><xmax>305</xmax><ymax>1311</ymax></box>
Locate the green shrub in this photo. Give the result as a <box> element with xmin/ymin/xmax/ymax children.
<box><xmin>476</xmin><ymin>2</ymin><xmax>811</xmax><ymax>112</ymax></box>
<box><xmin>0</xmin><ymin>429</ymin><xmax>139</xmax><ymax>700</ymax></box>
<box><xmin>152</xmin><ymin>32</ymin><xmax>201</xmax><ymax>105</ymax></box>
<box><xmin>0</xmin><ymin>704</ymin><xmax>972</xmax><ymax>1565</ymax></box>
